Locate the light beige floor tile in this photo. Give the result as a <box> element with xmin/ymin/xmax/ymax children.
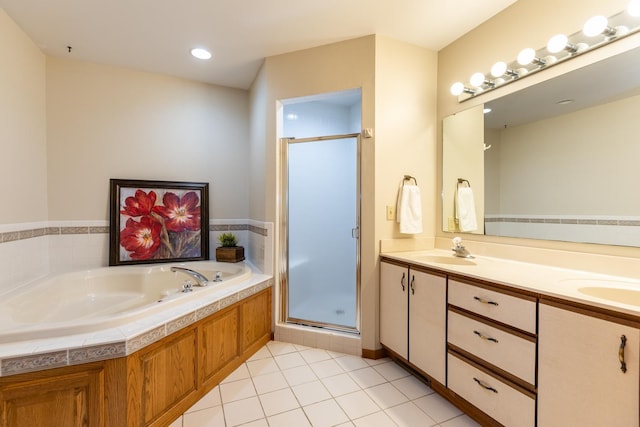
<box><xmin>439</xmin><ymin>414</ymin><xmax>482</xmax><ymax>427</ymax></box>
<box><xmin>335</xmin><ymin>422</ymin><xmax>355</xmax><ymax>427</ymax></box>
<box><xmin>268</xmin><ymin>408</ymin><xmax>312</xmax><ymax>427</ymax></box>
<box><xmin>414</xmin><ymin>392</ymin><xmax>463</xmax><ymax>423</ymax></box>
<box><xmin>372</xmin><ymin>361</ymin><xmax>410</xmax><ymax>382</ymax></box>
<box><xmin>240</xmin><ymin>419</ymin><xmax>269</xmax><ymax>427</ymax></box>
<box><xmin>321</xmin><ymin>373</ymin><xmax>361</xmax><ymax>397</ymax></box>
<box><xmin>364</xmin><ymin>382</ymin><xmax>408</xmax><ymax>409</ymax></box>
<box><xmin>259</xmin><ymin>388</ymin><xmax>300</xmax><ymax>417</ymax></box>
<box><xmin>309</xmin><ymin>358</ymin><xmax>345</xmax><ymax>378</ymax></box>
<box><xmin>221</xmin><ymin>363</ymin><xmax>251</xmax><ymax>384</ymax></box>
<box><xmin>220</xmin><ymin>378</ymin><xmax>256</xmax><ymax>403</ymax></box>
<box><xmin>303</xmin><ymin>399</ymin><xmax>350</xmax><ymax>427</ymax></box>
<box><xmin>292</xmin><ymin>380</ymin><xmax>332</xmax><ymax>406</ymax></box>
<box><xmin>390</xmin><ymin>375</ymin><xmax>433</xmax><ymax>400</ymax></box>
<box><xmin>275</xmin><ymin>352</ymin><xmax>307</xmax><ymax>370</ymax></box>
<box><xmin>248</xmin><ymin>346</ymin><xmax>272</xmax><ymax>361</ymax></box>
<box><xmin>167</xmin><ymin>416</ymin><xmax>183</xmax><ymax>427</ymax></box>
<box><xmin>336</xmin><ymin>390</ymin><xmax>381</xmax><ymax>420</ymax></box>
<box><xmin>385</xmin><ymin>401</ymin><xmax>437</xmax><ymax>427</ymax></box>
<box><xmin>252</xmin><ymin>370</ymin><xmax>289</xmax><ymax>395</ymax></box>
<box><xmin>223</xmin><ymin>396</ymin><xmax>265</xmax><ymax>427</ymax></box>
<box><xmin>299</xmin><ymin>348</ymin><xmax>333</xmax><ymax>364</ymax></box>
<box><xmin>282</xmin><ymin>364</ymin><xmax>318</xmax><ymax>386</ymax></box>
<box><xmin>352</xmin><ymin>411</ymin><xmax>398</xmax><ymax>427</ymax></box>
<box><xmin>365</xmin><ymin>357</ymin><xmax>391</xmax><ymax>366</ymax></box>
<box><xmin>334</xmin><ymin>354</ymin><xmax>370</xmax><ymax>372</ymax></box>
<box><xmin>185</xmin><ymin>386</ymin><xmax>221</xmax><ymax>413</ymax></box>
<box><xmin>348</xmin><ymin>367</ymin><xmax>387</xmax><ymax>389</ymax></box>
<box><xmin>246</xmin><ymin>357</ymin><xmax>280</xmax><ymax>377</ymax></box>
<box><xmin>267</xmin><ymin>340</ymin><xmax>298</xmax><ymax>356</ymax></box>
<box><xmin>182</xmin><ymin>405</ymin><xmax>225</xmax><ymax>427</ymax></box>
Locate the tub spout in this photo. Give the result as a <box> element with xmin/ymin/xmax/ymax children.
<box><xmin>171</xmin><ymin>267</ymin><xmax>209</xmax><ymax>286</ymax></box>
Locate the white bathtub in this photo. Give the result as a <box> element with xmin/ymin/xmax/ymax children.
<box><xmin>0</xmin><ymin>261</ymin><xmax>251</xmax><ymax>344</ymax></box>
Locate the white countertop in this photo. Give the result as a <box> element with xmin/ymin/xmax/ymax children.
<box><xmin>382</xmin><ymin>249</ymin><xmax>640</xmax><ymax>319</ymax></box>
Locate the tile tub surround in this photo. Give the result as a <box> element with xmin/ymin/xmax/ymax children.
<box><xmin>0</xmin><ymin>272</ymin><xmax>273</xmax><ymax>377</ymax></box>
<box><xmin>0</xmin><ymin>219</ymin><xmax>273</xmax><ymax>291</ymax></box>
<box><xmin>170</xmin><ymin>340</ymin><xmax>480</xmax><ymax>427</ymax></box>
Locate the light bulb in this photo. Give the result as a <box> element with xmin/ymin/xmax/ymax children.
<box><xmin>517</xmin><ymin>48</ymin><xmax>536</xmax><ymax>65</ymax></box>
<box><xmin>450</xmin><ymin>82</ymin><xmax>465</xmax><ymax>96</ymax></box>
<box><xmin>470</xmin><ymin>72</ymin><xmax>486</xmax><ymax>87</ymax></box>
<box><xmin>491</xmin><ymin>61</ymin><xmax>508</xmax><ymax>77</ymax></box>
<box><xmin>190</xmin><ymin>48</ymin><xmax>212</xmax><ymax>60</ymax></box>
<box><xmin>547</xmin><ymin>34</ymin><xmax>569</xmax><ymax>53</ymax></box>
<box><xmin>629</xmin><ymin>0</ymin><xmax>640</xmax><ymax>17</ymax></box>
<box><xmin>583</xmin><ymin>15</ymin><xmax>609</xmax><ymax>37</ymax></box>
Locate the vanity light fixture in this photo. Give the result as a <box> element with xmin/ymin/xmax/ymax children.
<box><xmin>190</xmin><ymin>48</ymin><xmax>212</xmax><ymax>60</ymax></box>
<box><xmin>450</xmin><ymin>3</ymin><xmax>640</xmax><ymax>102</ymax></box>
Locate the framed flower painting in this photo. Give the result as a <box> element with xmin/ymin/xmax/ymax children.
<box><xmin>109</xmin><ymin>179</ymin><xmax>209</xmax><ymax>266</ymax></box>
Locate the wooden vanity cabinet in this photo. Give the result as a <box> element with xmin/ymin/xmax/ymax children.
<box><xmin>380</xmin><ymin>259</ymin><xmax>446</xmax><ymax>385</ymax></box>
<box><xmin>538</xmin><ymin>301</ymin><xmax>640</xmax><ymax>427</ymax></box>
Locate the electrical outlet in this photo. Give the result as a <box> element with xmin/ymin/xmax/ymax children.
<box><xmin>386</xmin><ymin>205</ymin><xmax>396</xmax><ymax>221</ymax></box>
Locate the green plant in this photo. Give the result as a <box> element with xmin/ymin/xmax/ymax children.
<box><xmin>218</xmin><ymin>232</ymin><xmax>238</xmax><ymax>247</ymax></box>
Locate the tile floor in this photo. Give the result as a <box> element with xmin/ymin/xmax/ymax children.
<box><xmin>169</xmin><ymin>340</ymin><xmax>480</xmax><ymax>427</ymax></box>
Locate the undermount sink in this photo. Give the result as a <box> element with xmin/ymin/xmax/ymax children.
<box><xmin>577</xmin><ymin>286</ymin><xmax>640</xmax><ymax>307</ymax></box>
<box><xmin>414</xmin><ymin>255</ymin><xmax>476</xmax><ymax>266</ymax></box>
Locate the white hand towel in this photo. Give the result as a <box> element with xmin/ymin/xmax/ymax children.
<box><xmin>456</xmin><ymin>186</ymin><xmax>478</xmax><ymax>232</ymax></box>
<box><xmin>396</xmin><ymin>184</ymin><xmax>423</xmax><ymax>234</ymax></box>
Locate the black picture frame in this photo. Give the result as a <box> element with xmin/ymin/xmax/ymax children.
<box><xmin>109</xmin><ymin>179</ymin><xmax>209</xmax><ymax>266</ymax></box>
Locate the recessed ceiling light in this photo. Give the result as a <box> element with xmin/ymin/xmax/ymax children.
<box><xmin>190</xmin><ymin>48</ymin><xmax>212</xmax><ymax>60</ymax></box>
<box><xmin>557</xmin><ymin>99</ymin><xmax>574</xmax><ymax>105</ymax></box>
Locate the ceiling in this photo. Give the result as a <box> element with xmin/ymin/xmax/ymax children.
<box><xmin>0</xmin><ymin>0</ymin><xmax>518</xmax><ymax>89</ymax></box>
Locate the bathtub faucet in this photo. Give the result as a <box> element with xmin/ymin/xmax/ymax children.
<box><xmin>170</xmin><ymin>267</ymin><xmax>209</xmax><ymax>286</ymax></box>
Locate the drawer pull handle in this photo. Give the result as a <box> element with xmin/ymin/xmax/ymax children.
<box><xmin>410</xmin><ymin>275</ymin><xmax>415</xmax><ymax>295</ymax></box>
<box><xmin>473</xmin><ymin>377</ymin><xmax>498</xmax><ymax>393</ymax></box>
<box><xmin>619</xmin><ymin>335</ymin><xmax>627</xmax><ymax>373</ymax></box>
<box><xmin>401</xmin><ymin>272</ymin><xmax>405</xmax><ymax>291</ymax></box>
<box><xmin>474</xmin><ymin>296</ymin><xmax>499</xmax><ymax>306</ymax></box>
<box><xmin>474</xmin><ymin>330</ymin><xmax>499</xmax><ymax>343</ymax></box>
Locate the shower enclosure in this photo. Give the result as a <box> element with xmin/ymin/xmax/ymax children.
<box><xmin>280</xmin><ymin>90</ymin><xmax>361</xmax><ymax>332</ymax></box>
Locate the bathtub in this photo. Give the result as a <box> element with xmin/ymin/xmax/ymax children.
<box><xmin>0</xmin><ymin>261</ymin><xmax>252</xmax><ymax>344</ymax></box>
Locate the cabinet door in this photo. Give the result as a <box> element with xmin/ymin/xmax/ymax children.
<box><xmin>409</xmin><ymin>269</ymin><xmax>446</xmax><ymax>384</ymax></box>
<box><xmin>380</xmin><ymin>261</ymin><xmax>408</xmax><ymax>359</ymax></box>
<box><xmin>538</xmin><ymin>303</ymin><xmax>640</xmax><ymax>426</ymax></box>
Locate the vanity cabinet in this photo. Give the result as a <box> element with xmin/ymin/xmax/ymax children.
<box><xmin>538</xmin><ymin>302</ymin><xmax>640</xmax><ymax>427</ymax></box>
<box><xmin>447</xmin><ymin>278</ymin><xmax>537</xmax><ymax>427</ymax></box>
<box><xmin>380</xmin><ymin>259</ymin><xmax>446</xmax><ymax>385</ymax></box>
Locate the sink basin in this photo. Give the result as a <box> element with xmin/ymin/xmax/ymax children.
<box><xmin>414</xmin><ymin>255</ymin><xmax>476</xmax><ymax>266</ymax></box>
<box><xmin>578</xmin><ymin>286</ymin><xmax>640</xmax><ymax>307</ymax></box>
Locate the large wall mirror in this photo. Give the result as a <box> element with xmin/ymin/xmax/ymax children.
<box><xmin>442</xmin><ymin>45</ymin><xmax>640</xmax><ymax>247</ymax></box>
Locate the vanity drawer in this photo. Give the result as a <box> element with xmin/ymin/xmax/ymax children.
<box><xmin>448</xmin><ymin>310</ymin><xmax>536</xmax><ymax>385</ymax></box>
<box><xmin>448</xmin><ymin>279</ymin><xmax>536</xmax><ymax>334</ymax></box>
<box><xmin>448</xmin><ymin>353</ymin><xmax>535</xmax><ymax>427</ymax></box>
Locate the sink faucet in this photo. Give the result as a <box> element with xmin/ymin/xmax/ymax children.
<box><xmin>171</xmin><ymin>267</ymin><xmax>209</xmax><ymax>286</ymax></box>
<box><xmin>452</xmin><ymin>237</ymin><xmax>474</xmax><ymax>258</ymax></box>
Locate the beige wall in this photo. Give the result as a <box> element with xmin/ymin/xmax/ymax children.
<box><xmin>250</xmin><ymin>35</ymin><xmax>437</xmax><ymax>352</ymax></box>
<box><xmin>437</xmin><ymin>0</ymin><xmax>640</xmax><ymax>257</ymax></box>
<box><xmin>0</xmin><ymin>9</ymin><xmax>48</xmax><ymax>223</ymax></box>
<box><xmin>46</xmin><ymin>57</ymin><xmax>250</xmax><ymax>221</ymax></box>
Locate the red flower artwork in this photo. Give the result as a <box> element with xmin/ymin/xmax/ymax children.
<box><xmin>120</xmin><ymin>190</ymin><xmax>157</xmax><ymax>217</ymax></box>
<box><xmin>118</xmin><ymin>187</ymin><xmax>202</xmax><ymax>262</ymax></box>
<box><xmin>153</xmin><ymin>192</ymin><xmax>201</xmax><ymax>232</ymax></box>
<box><xmin>120</xmin><ymin>216</ymin><xmax>162</xmax><ymax>260</ymax></box>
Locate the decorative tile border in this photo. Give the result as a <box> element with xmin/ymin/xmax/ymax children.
<box><xmin>0</xmin><ymin>277</ymin><xmax>273</xmax><ymax>377</ymax></box>
<box><xmin>485</xmin><ymin>217</ymin><xmax>640</xmax><ymax>226</ymax></box>
<box><xmin>0</xmin><ymin>221</ymin><xmax>269</xmax><ymax>244</ymax></box>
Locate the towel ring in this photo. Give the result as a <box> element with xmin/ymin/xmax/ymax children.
<box><xmin>457</xmin><ymin>178</ymin><xmax>471</xmax><ymax>188</ymax></box>
<box><xmin>403</xmin><ymin>175</ymin><xmax>418</xmax><ymax>186</ymax></box>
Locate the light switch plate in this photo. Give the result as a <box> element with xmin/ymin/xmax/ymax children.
<box><xmin>386</xmin><ymin>205</ymin><xmax>396</xmax><ymax>221</ymax></box>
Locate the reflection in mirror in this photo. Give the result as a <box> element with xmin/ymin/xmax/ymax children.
<box><xmin>442</xmin><ymin>45</ymin><xmax>640</xmax><ymax>247</ymax></box>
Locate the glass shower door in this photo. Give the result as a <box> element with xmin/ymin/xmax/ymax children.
<box><xmin>283</xmin><ymin>134</ymin><xmax>360</xmax><ymax>332</ymax></box>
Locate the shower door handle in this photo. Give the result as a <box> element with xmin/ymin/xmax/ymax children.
<box><xmin>351</xmin><ymin>227</ymin><xmax>359</xmax><ymax>238</ymax></box>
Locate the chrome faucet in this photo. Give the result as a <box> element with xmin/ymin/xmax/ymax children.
<box><xmin>170</xmin><ymin>267</ymin><xmax>209</xmax><ymax>286</ymax></box>
<box><xmin>452</xmin><ymin>237</ymin><xmax>474</xmax><ymax>258</ymax></box>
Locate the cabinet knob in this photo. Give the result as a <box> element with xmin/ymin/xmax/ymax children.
<box><xmin>473</xmin><ymin>377</ymin><xmax>498</xmax><ymax>393</ymax></box>
<box><xmin>401</xmin><ymin>272</ymin><xmax>405</xmax><ymax>291</ymax></box>
<box><xmin>473</xmin><ymin>330</ymin><xmax>499</xmax><ymax>343</ymax></box>
<box><xmin>473</xmin><ymin>296</ymin><xmax>499</xmax><ymax>306</ymax></box>
<box><xmin>619</xmin><ymin>335</ymin><xmax>627</xmax><ymax>373</ymax></box>
<box><xmin>410</xmin><ymin>275</ymin><xmax>415</xmax><ymax>295</ymax></box>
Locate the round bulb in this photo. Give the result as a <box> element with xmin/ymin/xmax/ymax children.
<box><xmin>583</xmin><ymin>15</ymin><xmax>608</xmax><ymax>37</ymax></box>
<box><xmin>491</xmin><ymin>61</ymin><xmax>507</xmax><ymax>77</ymax></box>
<box><xmin>517</xmin><ymin>48</ymin><xmax>536</xmax><ymax>65</ymax></box>
<box><xmin>547</xmin><ymin>34</ymin><xmax>568</xmax><ymax>53</ymax></box>
<box><xmin>629</xmin><ymin>0</ymin><xmax>640</xmax><ymax>17</ymax></box>
<box><xmin>190</xmin><ymin>48</ymin><xmax>212</xmax><ymax>60</ymax></box>
<box><xmin>450</xmin><ymin>82</ymin><xmax>464</xmax><ymax>96</ymax></box>
<box><xmin>470</xmin><ymin>72</ymin><xmax>486</xmax><ymax>87</ymax></box>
